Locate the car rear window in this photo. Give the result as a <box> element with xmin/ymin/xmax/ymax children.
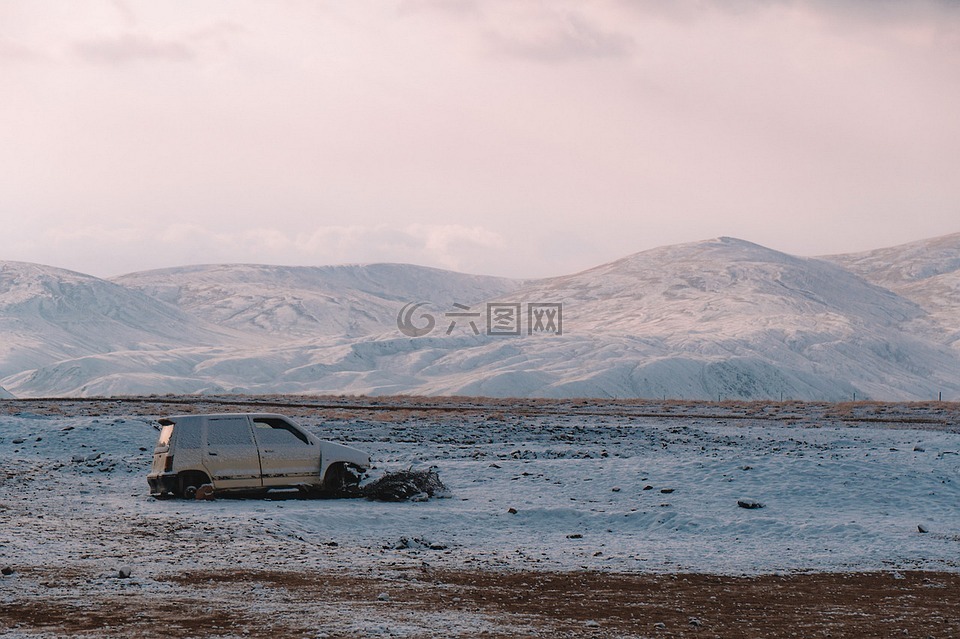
<box><xmin>156</xmin><ymin>424</ymin><xmax>174</xmax><ymax>447</ymax></box>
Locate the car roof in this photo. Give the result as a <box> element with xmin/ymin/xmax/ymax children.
<box><xmin>159</xmin><ymin>412</ymin><xmax>293</xmax><ymax>423</ymax></box>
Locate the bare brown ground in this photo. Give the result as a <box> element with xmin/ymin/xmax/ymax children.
<box><xmin>3</xmin><ymin>568</ymin><xmax>960</xmax><ymax>638</ymax></box>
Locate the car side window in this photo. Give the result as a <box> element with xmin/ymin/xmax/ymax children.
<box><xmin>176</xmin><ymin>422</ymin><xmax>201</xmax><ymax>449</ymax></box>
<box><xmin>206</xmin><ymin>418</ymin><xmax>254</xmax><ymax>447</ymax></box>
<box><xmin>253</xmin><ymin>418</ymin><xmax>310</xmax><ymax>446</ymax></box>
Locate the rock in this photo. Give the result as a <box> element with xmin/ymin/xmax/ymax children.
<box><xmin>1</xmin><ymin>566</ymin><xmax>14</xmax><ymax>576</ymax></box>
<box><xmin>377</xmin><ymin>592</ymin><xmax>390</xmax><ymax>601</ymax></box>
<box><xmin>12</xmin><ymin>438</ymin><xmax>25</xmax><ymax>445</ymax></box>
<box><xmin>612</xmin><ymin>486</ymin><xmax>621</xmax><ymax>492</ymax></box>
<box><xmin>914</xmin><ymin>446</ymin><xmax>925</xmax><ymax>452</ymax></box>
<box><xmin>654</xmin><ymin>622</ymin><xmax>667</xmax><ymax>630</ymax></box>
<box><xmin>689</xmin><ymin>617</ymin><xmax>703</xmax><ymax>627</ymax></box>
<box><xmin>738</xmin><ymin>498</ymin><xmax>764</xmax><ymax>509</ymax></box>
<box><xmin>660</xmin><ymin>488</ymin><xmax>674</xmax><ymax>494</ymax></box>
<box><xmin>507</xmin><ymin>507</ymin><xmax>518</xmax><ymax>514</ymax></box>
<box><xmin>643</xmin><ymin>485</ymin><xmax>654</xmax><ymax>491</ymax></box>
<box><xmin>567</xmin><ymin>533</ymin><xmax>583</xmax><ymax>539</ymax></box>
<box><xmin>585</xmin><ymin>620</ymin><xmax>600</xmax><ymax>628</ymax></box>
<box><xmin>918</xmin><ymin>524</ymin><xmax>929</xmax><ymax>533</ymax></box>
<box><xmin>118</xmin><ymin>566</ymin><xmax>132</xmax><ymax>579</ymax></box>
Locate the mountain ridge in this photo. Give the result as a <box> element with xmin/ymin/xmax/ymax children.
<box><xmin>2</xmin><ymin>234</ymin><xmax>958</xmax><ymax>400</ymax></box>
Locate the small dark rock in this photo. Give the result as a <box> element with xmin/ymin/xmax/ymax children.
<box><xmin>567</xmin><ymin>533</ymin><xmax>583</xmax><ymax>539</ymax></box>
<box><xmin>507</xmin><ymin>507</ymin><xmax>518</xmax><ymax>514</ymax></box>
<box><xmin>1</xmin><ymin>566</ymin><xmax>14</xmax><ymax>576</ymax></box>
<box><xmin>660</xmin><ymin>488</ymin><xmax>674</xmax><ymax>494</ymax></box>
<box><xmin>918</xmin><ymin>524</ymin><xmax>929</xmax><ymax>533</ymax></box>
<box><xmin>118</xmin><ymin>566</ymin><xmax>132</xmax><ymax>579</ymax></box>
<box><xmin>642</xmin><ymin>485</ymin><xmax>654</xmax><ymax>491</ymax></box>
<box><xmin>738</xmin><ymin>499</ymin><xmax>764</xmax><ymax>509</ymax></box>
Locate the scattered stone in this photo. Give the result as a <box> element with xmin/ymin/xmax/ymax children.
<box><xmin>689</xmin><ymin>617</ymin><xmax>703</xmax><ymax>627</ymax></box>
<box><xmin>1</xmin><ymin>566</ymin><xmax>14</xmax><ymax>576</ymax></box>
<box><xmin>612</xmin><ymin>486</ymin><xmax>621</xmax><ymax>492</ymax></box>
<box><xmin>324</xmin><ymin>541</ymin><xmax>339</xmax><ymax>547</ymax></box>
<box><xmin>567</xmin><ymin>533</ymin><xmax>583</xmax><ymax>539</ymax></box>
<box><xmin>660</xmin><ymin>488</ymin><xmax>674</xmax><ymax>494</ymax></box>
<box><xmin>914</xmin><ymin>446</ymin><xmax>925</xmax><ymax>452</ymax></box>
<box><xmin>508</xmin><ymin>507</ymin><xmax>518</xmax><ymax>514</ymax></box>
<box><xmin>741</xmin><ymin>465</ymin><xmax>753</xmax><ymax>470</ymax></box>
<box><xmin>489</xmin><ymin>463</ymin><xmax>501</xmax><ymax>468</ymax></box>
<box><xmin>643</xmin><ymin>485</ymin><xmax>654</xmax><ymax>491</ymax></box>
<box><xmin>585</xmin><ymin>620</ymin><xmax>600</xmax><ymax>628</ymax></box>
<box><xmin>654</xmin><ymin>622</ymin><xmax>667</xmax><ymax>630</ymax></box>
<box><xmin>390</xmin><ymin>536</ymin><xmax>447</xmax><ymax>551</ymax></box>
<box><xmin>377</xmin><ymin>592</ymin><xmax>390</xmax><ymax>601</ymax></box>
<box><xmin>11</xmin><ymin>438</ymin><xmax>24</xmax><ymax>445</ymax></box>
<box><xmin>918</xmin><ymin>524</ymin><xmax>929</xmax><ymax>533</ymax></box>
<box><xmin>118</xmin><ymin>566</ymin><xmax>132</xmax><ymax>579</ymax></box>
<box><xmin>738</xmin><ymin>499</ymin><xmax>764</xmax><ymax>509</ymax></box>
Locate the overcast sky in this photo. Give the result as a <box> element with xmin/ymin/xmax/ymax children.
<box><xmin>2</xmin><ymin>1</ymin><xmax>959</xmax><ymax>278</ymax></box>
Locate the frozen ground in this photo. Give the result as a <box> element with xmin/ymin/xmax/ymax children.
<box><xmin>1</xmin><ymin>397</ymin><xmax>959</xmax><ymax>637</ymax></box>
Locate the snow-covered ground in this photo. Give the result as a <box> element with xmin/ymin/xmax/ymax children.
<box><xmin>2</xmin><ymin>400</ymin><xmax>959</xmax><ymax>580</ymax></box>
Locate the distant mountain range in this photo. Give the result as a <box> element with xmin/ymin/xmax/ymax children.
<box><xmin>1</xmin><ymin>233</ymin><xmax>958</xmax><ymax>400</ymax></box>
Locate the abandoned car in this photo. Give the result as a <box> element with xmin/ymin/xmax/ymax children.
<box><xmin>147</xmin><ymin>413</ymin><xmax>370</xmax><ymax>498</ymax></box>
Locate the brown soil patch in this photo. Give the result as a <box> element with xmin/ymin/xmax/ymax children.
<box><xmin>4</xmin><ymin>568</ymin><xmax>959</xmax><ymax>638</ymax></box>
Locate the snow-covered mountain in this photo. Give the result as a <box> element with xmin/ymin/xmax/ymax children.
<box><xmin>113</xmin><ymin>263</ymin><xmax>522</xmax><ymax>338</ymax></box>
<box><xmin>825</xmin><ymin>233</ymin><xmax>960</xmax><ymax>350</ymax></box>
<box><xmin>2</xmin><ymin>236</ymin><xmax>958</xmax><ymax>400</ymax></box>
<box><xmin>0</xmin><ymin>261</ymin><xmax>241</xmax><ymax>378</ymax></box>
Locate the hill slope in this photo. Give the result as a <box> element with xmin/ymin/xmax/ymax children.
<box><xmin>825</xmin><ymin>232</ymin><xmax>960</xmax><ymax>349</ymax></box>
<box><xmin>113</xmin><ymin>263</ymin><xmax>523</xmax><ymax>338</ymax></box>
<box><xmin>0</xmin><ymin>261</ymin><xmax>240</xmax><ymax>378</ymax></box>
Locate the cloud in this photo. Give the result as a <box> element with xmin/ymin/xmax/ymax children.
<box><xmin>487</xmin><ymin>11</ymin><xmax>634</xmax><ymax>63</ymax></box>
<box><xmin>0</xmin><ymin>38</ymin><xmax>45</xmax><ymax>62</ymax></box>
<box><xmin>27</xmin><ymin>222</ymin><xmax>509</xmax><ymax>277</ymax></box>
<box><xmin>73</xmin><ymin>33</ymin><xmax>196</xmax><ymax>64</ymax></box>
<box><xmin>397</xmin><ymin>0</ymin><xmax>481</xmax><ymax>18</ymax></box>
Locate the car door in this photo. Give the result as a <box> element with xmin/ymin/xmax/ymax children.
<box><xmin>202</xmin><ymin>415</ymin><xmax>263</xmax><ymax>490</ymax></box>
<box><xmin>251</xmin><ymin>416</ymin><xmax>321</xmax><ymax>488</ymax></box>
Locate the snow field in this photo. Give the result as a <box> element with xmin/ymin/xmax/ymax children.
<box><xmin>1</xmin><ymin>409</ymin><xmax>959</xmax><ymax>579</ymax></box>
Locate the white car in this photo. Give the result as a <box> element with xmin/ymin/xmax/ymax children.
<box><xmin>147</xmin><ymin>413</ymin><xmax>370</xmax><ymax>499</ymax></box>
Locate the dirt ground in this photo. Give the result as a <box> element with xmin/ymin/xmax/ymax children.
<box><xmin>3</xmin><ymin>568</ymin><xmax>959</xmax><ymax>638</ymax></box>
